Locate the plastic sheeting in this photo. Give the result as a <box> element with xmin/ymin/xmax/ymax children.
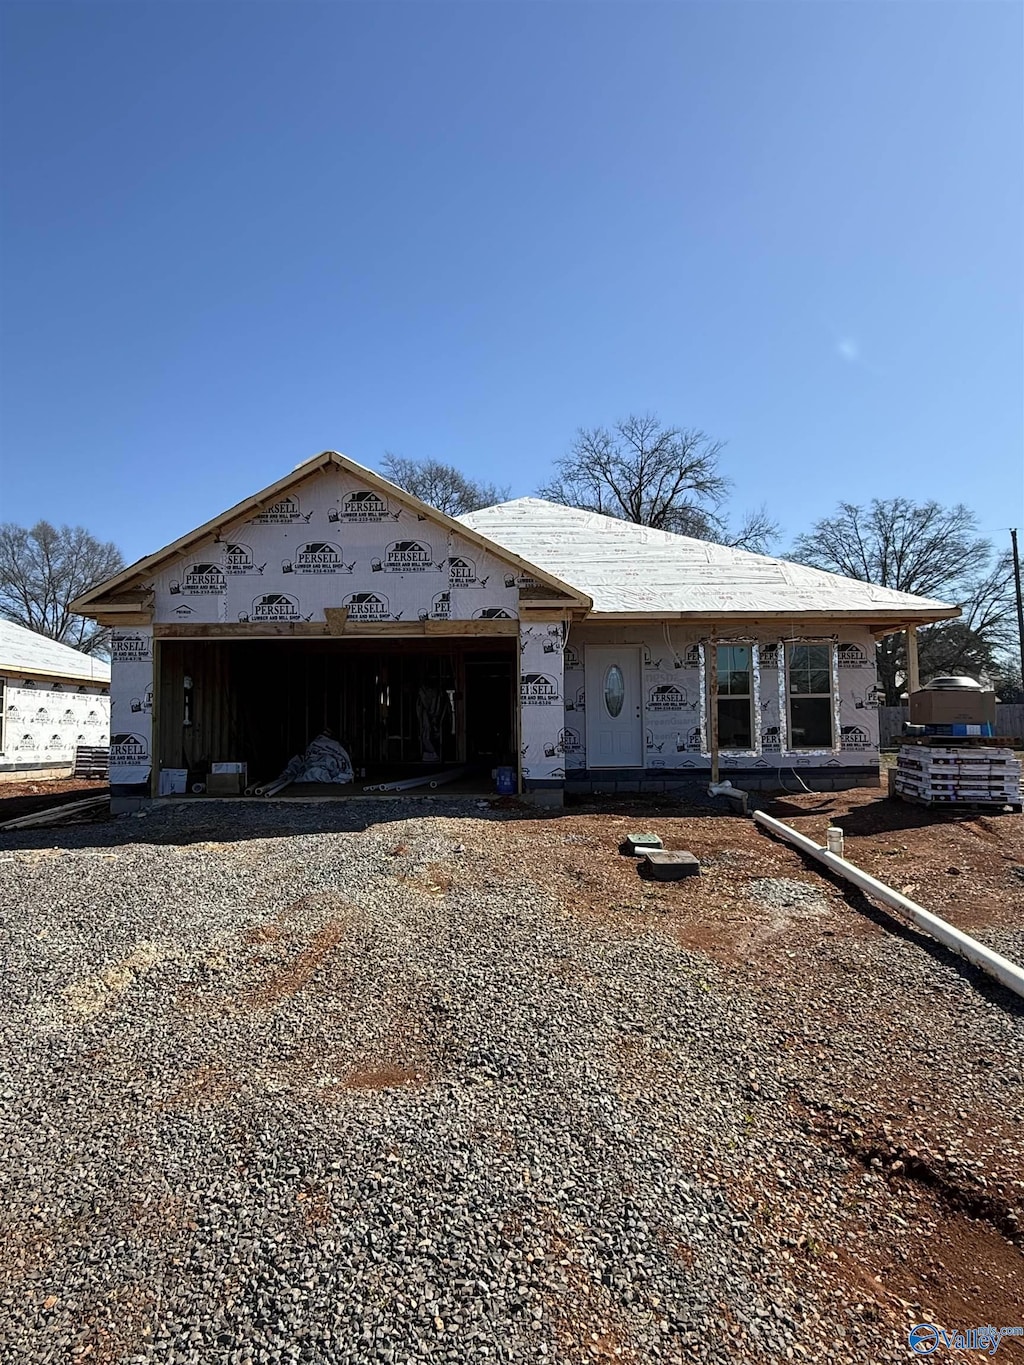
<box><xmin>277</xmin><ymin>732</ymin><xmax>354</xmax><ymax>786</ymax></box>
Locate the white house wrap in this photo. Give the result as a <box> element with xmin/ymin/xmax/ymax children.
<box><xmin>0</xmin><ymin>620</ymin><xmax>110</xmax><ymax>781</ymax></box>
<box><xmin>70</xmin><ymin>451</ymin><xmax>958</xmax><ymax>807</ymax></box>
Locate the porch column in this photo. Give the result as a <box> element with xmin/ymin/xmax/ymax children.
<box><xmin>518</xmin><ymin>617</ymin><xmax>566</xmax><ymax>807</ymax></box>
<box><xmin>906</xmin><ymin>624</ymin><xmax>920</xmax><ymax>695</ymax></box>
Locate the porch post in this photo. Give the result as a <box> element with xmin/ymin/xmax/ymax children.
<box><xmin>708</xmin><ymin>639</ymin><xmax>720</xmax><ymax>785</ymax></box>
<box><xmin>906</xmin><ymin>624</ymin><xmax>920</xmax><ymax>695</ymax></box>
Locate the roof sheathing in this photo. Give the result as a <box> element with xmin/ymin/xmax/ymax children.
<box><xmin>461</xmin><ymin>498</ymin><xmax>960</xmax><ymax>624</ymax></box>
<box><xmin>0</xmin><ymin>619</ymin><xmax>111</xmax><ymax>684</ymax></box>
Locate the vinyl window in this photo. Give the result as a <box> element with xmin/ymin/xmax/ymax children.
<box><xmin>787</xmin><ymin>643</ymin><xmax>834</xmax><ymax>748</ymax></box>
<box><xmin>0</xmin><ymin>678</ymin><xmax>5</xmax><ymax>754</ymax></box>
<box><xmin>716</xmin><ymin>645</ymin><xmax>753</xmax><ymax>749</ymax></box>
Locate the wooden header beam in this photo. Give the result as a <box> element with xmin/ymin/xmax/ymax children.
<box><xmin>153</xmin><ymin>619</ymin><xmax>520</xmax><ymax>640</ymax></box>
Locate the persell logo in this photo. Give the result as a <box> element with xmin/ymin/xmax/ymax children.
<box><xmin>384</xmin><ymin>540</ymin><xmax>434</xmax><ymax>572</ymax></box>
<box><xmin>443</xmin><ymin>555</ymin><xmax>488</xmax><ymax>586</ymax></box>
<box><xmin>224</xmin><ymin>543</ymin><xmax>266</xmax><ymax>575</ymax></box>
<box><xmin>473</xmin><ymin>607</ymin><xmax>515</xmax><ymax>620</ymax></box>
<box><xmin>181</xmin><ymin>563</ymin><xmax>226</xmax><ymax>595</ymax></box>
<box><xmin>252</xmin><ymin>494</ymin><xmax>312</xmax><ymax>524</ymax></box>
<box><xmin>112</xmin><ymin>632</ymin><xmax>152</xmax><ymax>662</ymax></box>
<box><xmin>252</xmin><ymin>593</ymin><xmax>302</xmax><ymax>620</ymax></box>
<box><xmin>648</xmin><ymin>684</ymin><xmax>689</xmax><ymax>710</ymax></box>
<box><xmin>291</xmin><ymin>542</ymin><xmax>353</xmax><ymax>574</ymax></box>
<box><xmin>521</xmin><ymin>672</ymin><xmax>559</xmax><ymax>705</ymax></box>
<box><xmin>333</xmin><ymin>489</ymin><xmax>397</xmax><ymax>522</ymax></box>
<box><xmin>344</xmin><ymin>591</ymin><xmax>392</xmax><ymax>621</ymax></box>
<box><xmin>840</xmin><ymin>724</ymin><xmax>871</xmax><ymax>749</ymax></box>
<box><xmin>838</xmin><ymin>641</ymin><xmax>871</xmax><ymax>667</ymax></box>
<box><xmin>110</xmin><ymin>732</ymin><xmax>149</xmax><ymax>761</ymax></box>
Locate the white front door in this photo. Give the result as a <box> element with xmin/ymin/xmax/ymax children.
<box><xmin>585</xmin><ymin>647</ymin><xmax>643</xmax><ymax>767</ymax></box>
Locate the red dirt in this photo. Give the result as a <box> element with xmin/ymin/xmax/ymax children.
<box><xmin>496</xmin><ymin>787</ymin><xmax>1024</xmax><ymax>1353</ymax></box>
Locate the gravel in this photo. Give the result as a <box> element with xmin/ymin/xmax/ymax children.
<box><xmin>0</xmin><ymin>800</ymin><xmax>1020</xmax><ymax>1364</ymax></box>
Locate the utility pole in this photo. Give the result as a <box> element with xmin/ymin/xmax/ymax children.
<box><xmin>1012</xmin><ymin>529</ymin><xmax>1024</xmax><ymax>688</ymax></box>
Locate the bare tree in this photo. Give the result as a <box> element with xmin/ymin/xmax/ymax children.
<box><xmin>538</xmin><ymin>414</ymin><xmax>778</xmax><ymax>552</ymax></box>
<box><xmin>0</xmin><ymin>521</ymin><xmax>124</xmax><ymax>656</ymax></box>
<box><xmin>790</xmin><ymin>499</ymin><xmax>1013</xmax><ymax>702</ymax></box>
<box><xmin>382</xmin><ymin>455</ymin><xmax>509</xmax><ymax>517</ymax></box>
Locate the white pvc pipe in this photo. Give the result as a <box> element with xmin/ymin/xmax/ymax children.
<box><xmin>753</xmin><ymin>810</ymin><xmax>1024</xmax><ymax>1000</ymax></box>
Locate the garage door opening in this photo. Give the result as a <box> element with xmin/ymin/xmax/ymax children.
<box><xmin>155</xmin><ymin>638</ymin><xmax>517</xmax><ymax>797</ymax></box>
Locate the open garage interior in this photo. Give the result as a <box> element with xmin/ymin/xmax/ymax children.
<box><xmin>155</xmin><ymin>638</ymin><xmax>518</xmax><ymax>796</ymax></box>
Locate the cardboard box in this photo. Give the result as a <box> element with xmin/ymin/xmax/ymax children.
<box><xmin>908</xmin><ymin>688</ymin><xmax>996</xmax><ymax>726</ymax></box>
<box><xmin>206</xmin><ymin>771</ymin><xmax>245</xmax><ymax>796</ymax></box>
<box><xmin>211</xmin><ymin>762</ymin><xmax>247</xmax><ymax>776</ymax></box>
<box><xmin>159</xmin><ymin>768</ymin><xmax>188</xmax><ymax>796</ymax></box>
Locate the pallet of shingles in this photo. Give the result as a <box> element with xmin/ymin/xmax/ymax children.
<box><xmin>895</xmin><ymin>743</ymin><xmax>1021</xmax><ymax>806</ymax></box>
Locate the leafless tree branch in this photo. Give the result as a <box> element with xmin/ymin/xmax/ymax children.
<box><xmin>0</xmin><ymin>521</ymin><xmax>124</xmax><ymax>656</ymax></box>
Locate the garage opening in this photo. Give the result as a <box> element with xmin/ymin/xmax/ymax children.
<box><xmin>155</xmin><ymin>638</ymin><xmax>517</xmax><ymax>796</ymax></box>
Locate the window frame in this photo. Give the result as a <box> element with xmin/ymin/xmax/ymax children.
<box><xmin>0</xmin><ymin>677</ymin><xmax>5</xmax><ymax>755</ymax></box>
<box><xmin>697</xmin><ymin>640</ymin><xmax>763</xmax><ymax>756</ymax></box>
<box><xmin>783</xmin><ymin>640</ymin><xmax>840</xmax><ymax>752</ymax></box>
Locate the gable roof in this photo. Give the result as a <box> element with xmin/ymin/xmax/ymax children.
<box><xmin>71</xmin><ymin>453</ymin><xmax>591</xmax><ymax>614</ymax></box>
<box><xmin>460</xmin><ymin>498</ymin><xmax>960</xmax><ymax>624</ymax></box>
<box><xmin>0</xmin><ymin>619</ymin><xmax>111</xmax><ymax>684</ymax></box>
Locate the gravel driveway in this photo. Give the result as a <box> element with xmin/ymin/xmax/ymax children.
<box><xmin>1</xmin><ymin>799</ymin><xmax>1021</xmax><ymax>1364</ymax></box>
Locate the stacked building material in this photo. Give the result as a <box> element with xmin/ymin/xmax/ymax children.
<box><xmin>895</xmin><ymin>745</ymin><xmax>1022</xmax><ymax>808</ymax></box>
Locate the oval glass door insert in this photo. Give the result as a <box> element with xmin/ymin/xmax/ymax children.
<box><xmin>604</xmin><ymin>664</ymin><xmax>625</xmax><ymax>717</ymax></box>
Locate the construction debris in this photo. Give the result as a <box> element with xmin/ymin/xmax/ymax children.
<box><xmin>0</xmin><ymin>794</ymin><xmax>109</xmax><ymax>831</ymax></box>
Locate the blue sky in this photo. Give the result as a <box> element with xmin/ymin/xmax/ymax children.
<box><xmin>1</xmin><ymin>1</ymin><xmax>1021</xmax><ymax>566</ymax></box>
